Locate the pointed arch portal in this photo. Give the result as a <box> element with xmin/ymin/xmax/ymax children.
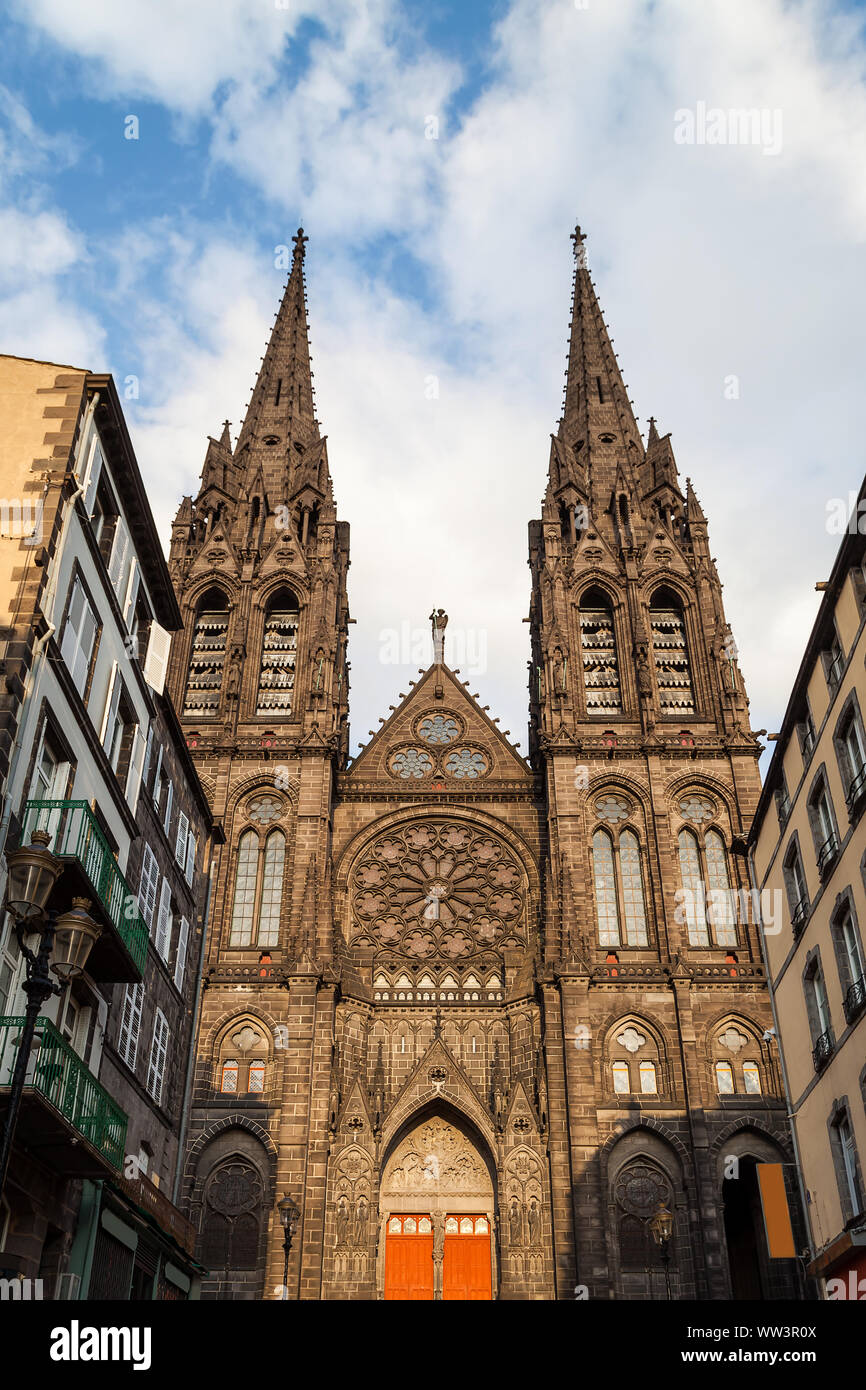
<box><xmin>378</xmin><ymin>1108</ymin><xmax>496</xmax><ymax>1300</ymax></box>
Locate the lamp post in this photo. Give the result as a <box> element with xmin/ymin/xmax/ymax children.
<box><xmin>0</xmin><ymin>831</ymin><xmax>101</xmax><ymax>1200</ymax></box>
<box><xmin>277</xmin><ymin>1194</ymin><xmax>300</xmax><ymax>1300</ymax></box>
<box><xmin>648</xmin><ymin>1201</ymin><xmax>674</xmax><ymax>1300</ymax></box>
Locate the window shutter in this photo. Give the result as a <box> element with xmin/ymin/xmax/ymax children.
<box><xmin>118</xmin><ymin>983</ymin><xmax>144</xmax><ymax>1070</ymax></box>
<box><xmin>81</xmin><ymin>432</ymin><xmax>104</xmax><ymax>516</ymax></box>
<box><xmin>141</xmin><ymin>725</ymin><xmax>153</xmax><ymax>793</ymax></box>
<box><xmin>99</xmin><ymin>662</ymin><xmax>120</xmax><ymax>747</ymax></box>
<box><xmin>122</xmin><ymin>556</ymin><xmax>140</xmax><ymax>629</ymax></box>
<box><xmin>138</xmin><ymin>845</ymin><xmax>160</xmax><ymax>930</ymax></box>
<box><xmin>154</xmin><ymin>879</ymin><xmax>172</xmax><ymax>962</ymax></box>
<box><xmin>125</xmin><ymin>724</ymin><xmax>148</xmax><ymax>814</ymax></box>
<box><xmin>184</xmin><ymin>832</ymin><xmax>196</xmax><ymax>885</ymax></box>
<box><xmin>142</xmin><ymin>623</ymin><xmax>172</xmax><ymax>695</ymax></box>
<box><xmin>146</xmin><ymin>1009</ymin><xmax>169</xmax><ymax>1106</ymax></box>
<box><xmin>174</xmin><ymin>917</ymin><xmax>189</xmax><ymax>990</ymax></box>
<box><xmin>175</xmin><ymin>810</ymin><xmax>189</xmax><ymax>866</ymax></box>
<box><xmin>107</xmin><ymin>514</ymin><xmax>130</xmax><ymax>592</ymax></box>
<box><xmin>163</xmin><ymin>781</ymin><xmax>173</xmax><ymax>836</ymax></box>
<box><xmin>151</xmin><ymin>746</ymin><xmax>163</xmax><ymax>806</ymax></box>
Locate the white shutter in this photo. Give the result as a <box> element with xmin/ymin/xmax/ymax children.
<box><xmin>99</xmin><ymin>662</ymin><xmax>120</xmax><ymax>746</ymax></box>
<box><xmin>174</xmin><ymin>916</ymin><xmax>189</xmax><ymax>990</ymax></box>
<box><xmin>154</xmin><ymin>878</ymin><xmax>172</xmax><ymax>961</ymax></box>
<box><xmin>151</xmin><ymin>745</ymin><xmax>163</xmax><ymax>806</ymax></box>
<box><xmin>125</xmin><ymin>724</ymin><xmax>148</xmax><ymax>814</ymax></box>
<box><xmin>81</xmin><ymin>432</ymin><xmax>104</xmax><ymax>516</ymax></box>
<box><xmin>141</xmin><ymin>725</ymin><xmax>153</xmax><ymax>793</ymax></box>
<box><xmin>107</xmin><ymin>515</ymin><xmax>131</xmax><ymax>593</ymax></box>
<box><xmin>142</xmin><ymin>623</ymin><xmax>172</xmax><ymax>695</ymax></box>
<box><xmin>122</xmin><ymin>556</ymin><xmax>140</xmax><ymax>629</ymax></box>
<box><xmin>137</xmin><ymin>845</ymin><xmax>160</xmax><ymax>930</ymax></box>
<box><xmin>175</xmin><ymin>810</ymin><xmax>189</xmax><ymax>866</ymax></box>
<box><xmin>117</xmin><ymin>983</ymin><xmax>144</xmax><ymax>1070</ymax></box>
<box><xmin>146</xmin><ymin>1009</ymin><xmax>169</xmax><ymax>1106</ymax></box>
<box><xmin>184</xmin><ymin>832</ymin><xmax>196</xmax><ymax>885</ymax></box>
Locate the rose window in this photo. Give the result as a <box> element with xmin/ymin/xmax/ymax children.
<box><xmin>349</xmin><ymin>819</ymin><xmax>526</xmax><ymax>960</ymax></box>
<box><xmin>614</xmin><ymin>1162</ymin><xmax>672</xmax><ymax>1218</ymax></box>
<box><xmin>247</xmin><ymin>795</ymin><xmax>283</xmax><ymax>826</ymax></box>
<box><xmin>390</xmin><ymin>748</ymin><xmax>434</xmax><ymax>778</ymax></box>
<box><xmin>418</xmin><ymin>715</ymin><xmax>460</xmax><ymax>744</ymax></box>
<box><xmin>678</xmin><ymin>795</ymin><xmax>716</xmax><ymax>824</ymax></box>
<box><xmin>445</xmin><ymin>748</ymin><xmax>487</xmax><ymax>778</ymax></box>
<box><xmin>595</xmin><ymin>795</ymin><xmax>631</xmax><ymax>824</ymax></box>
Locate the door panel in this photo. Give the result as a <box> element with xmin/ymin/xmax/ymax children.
<box><xmin>384</xmin><ymin>1215</ymin><xmax>434</xmax><ymax>1300</ymax></box>
<box><xmin>443</xmin><ymin>1215</ymin><xmax>492</xmax><ymax>1301</ymax></box>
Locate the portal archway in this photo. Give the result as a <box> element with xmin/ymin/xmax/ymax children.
<box><xmin>378</xmin><ymin>1107</ymin><xmax>496</xmax><ymax>1300</ymax></box>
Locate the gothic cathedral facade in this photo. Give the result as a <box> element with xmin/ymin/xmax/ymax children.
<box><xmin>166</xmin><ymin>228</ymin><xmax>801</xmax><ymax>1300</ymax></box>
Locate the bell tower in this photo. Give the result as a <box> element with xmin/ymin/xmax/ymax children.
<box><xmin>527</xmin><ymin>227</ymin><xmax>800</xmax><ymax>1299</ymax></box>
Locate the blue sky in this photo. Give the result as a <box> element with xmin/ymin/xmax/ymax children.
<box><xmin>2</xmin><ymin>0</ymin><xmax>866</xmax><ymax>761</ymax></box>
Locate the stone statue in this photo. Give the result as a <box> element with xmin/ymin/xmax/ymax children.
<box><xmin>336</xmin><ymin>1194</ymin><xmax>350</xmax><ymax>1246</ymax></box>
<box><xmin>225</xmin><ymin>645</ymin><xmax>244</xmax><ymax>701</ymax></box>
<box><xmin>510</xmin><ymin>1197</ymin><xmax>523</xmax><ymax>1246</ymax></box>
<box><xmin>527</xmin><ymin>1197</ymin><xmax>540</xmax><ymax>1244</ymax></box>
<box><xmin>430</xmin><ymin>608</ymin><xmax>448</xmax><ymax>665</ymax></box>
<box><xmin>353</xmin><ymin>1196</ymin><xmax>368</xmax><ymax>1248</ymax></box>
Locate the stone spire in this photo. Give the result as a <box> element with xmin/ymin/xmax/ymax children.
<box><xmin>234</xmin><ymin>227</ymin><xmax>320</xmax><ymax>482</ymax></box>
<box><xmin>556</xmin><ymin>225</ymin><xmax>644</xmax><ymax>508</ymax></box>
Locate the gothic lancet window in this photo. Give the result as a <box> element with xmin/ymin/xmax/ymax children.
<box><xmin>650</xmin><ymin>588</ymin><xmax>695</xmax><ymax>715</ymax></box>
<box><xmin>591</xmin><ymin>827</ymin><xmax>649</xmax><ymax>947</ymax></box>
<box><xmin>677</xmin><ymin>827</ymin><xmax>738</xmax><ymax>947</ymax></box>
<box><xmin>184</xmin><ymin>588</ymin><xmax>229</xmax><ymax>717</ymax></box>
<box><xmin>229</xmin><ymin>828</ymin><xmax>286</xmax><ymax>947</ymax></box>
<box><xmin>579</xmin><ymin>589</ymin><xmax>622</xmax><ymax>713</ymax></box>
<box><xmin>256</xmin><ymin>588</ymin><xmax>299</xmax><ymax>717</ymax></box>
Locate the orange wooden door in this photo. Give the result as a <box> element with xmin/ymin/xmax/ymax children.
<box><xmin>443</xmin><ymin>1215</ymin><xmax>492</xmax><ymax>1301</ymax></box>
<box><xmin>384</xmin><ymin>1215</ymin><xmax>434</xmax><ymax>1300</ymax></box>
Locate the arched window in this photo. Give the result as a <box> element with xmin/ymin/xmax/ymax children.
<box><xmin>592</xmin><ymin>827</ymin><xmax>649</xmax><ymax>947</ymax></box>
<box><xmin>229</xmin><ymin>828</ymin><xmax>287</xmax><ymax>948</ymax></box>
<box><xmin>199</xmin><ymin>1160</ymin><xmax>264</xmax><ymax>1273</ymax></box>
<box><xmin>248</xmin><ymin>1061</ymin><xmax>265</xmax><ymax>1093</ymax></box>
<box><xmin>256</xmin><ymin>588</ymin><xmax>299</xmax><ymax>716</ymax></box>
<box><xmin>639</xmin><ymin>1061</ymin><xmax>658</xmax><ymax>1094</ymax></box>
<box><xmin>579</xmin><ymin>589</ymin><xmax>622</xmax><ymax>713</ymax></box>
<box><xmin>715</xmin><ymin>1060</ymin><xmax>734</xmax><ymax>1094</ymax></box>
<box><xmin>650</xmin><ymin>588</ymin><xmax>695</xmax><ymax>716</ymax></box>
<box><xmin>612</xmin><ymin>1061</ymin><xmax>630</xmax><ymax>1094</ymax></box>
<box><xmin>184</xmin><ymin>588</ymin><xmax>229</xmax><ymax>717</ymax></box>
<box><xmin>678</xmin><ymin>827</ymin><xmax>739</xmax><ymax>947</ymax></box>
<box><xmin>220</xmin><ymin>1059</ymin><xmax>238</xmax><ymax>1093</ymax></box>
<box><xmin>607</xmin><ymin>1018</ymin><xmax>665</xmax><ymax>1097</ymax></box>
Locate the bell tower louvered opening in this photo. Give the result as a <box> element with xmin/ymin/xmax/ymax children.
<box><xmin>579</xmin><ymin>588</ymin><xmax>622</xmax><ymax>713</ymax></box>
<box><xmin>184</xmin><ymin>587</ymin><xmax>229</xmax><ymax>718</ymax></box>
<box><xmin>650</xmin><ymin>586</ymin><xmax>695</xmax><ymax>716</ymax></box>
<box><xmin>256</xmin><ymin>587</ymin><xmax>299</xmax><ymax>717</ymax></box>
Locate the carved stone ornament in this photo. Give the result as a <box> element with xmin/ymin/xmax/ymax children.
<box><xmin>231</xmin><ymin>1025</ymin><xmax>264</xmax><ymax>1053</ymax></box>
<box><xmin>718</xmin><ymin>1026</ymin><xmax>749</xmax><ymax>1053</ymax></box>
<box><xmin>381</xmin><ymin>1119</ymin><xmax>493</xmax><ymax>1198</ymax></box>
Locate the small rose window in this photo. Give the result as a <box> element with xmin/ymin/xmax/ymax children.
<box><xmin>418</xmin><ymin>715</ymin><xmax>460</xmax><ymax>744</ymax></box>
<box><xmin>390</xmin><ymin>749</ymin><xmax>434</xmax><ymax>778</ymax></box>
<box><xmin>445</xmin><ymin>748</ymin><xmax>487</xmax><ymax>778</ymax></box>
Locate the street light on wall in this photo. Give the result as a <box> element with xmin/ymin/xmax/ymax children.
<box><xmin>648</xmin><ymin>1201</ymin><xmax>674</xmax><ymax>1300</ymax></box>
<box><xmin>0</xmin><ymin>831</ymin><xmax>101</xmax><ymax>1199</ymax></box>
<box><xmin>277</xmin><ymin>1194</ymin><xmax>301</xmax><ymax>1300</ymax></box>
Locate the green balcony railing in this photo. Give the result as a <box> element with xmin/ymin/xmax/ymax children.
<box><xmin>21</xmin><ymin>800</ymin><xmax>148</xmax><ymax>976</ymax></box>
<box><xmin>0</xmin><ymin>1016</ymin><xmax>127</xmax><ymax>1170</ymax></box>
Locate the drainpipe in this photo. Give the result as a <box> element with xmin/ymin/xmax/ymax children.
<box><xmin>741</xmin><ymin>842</ymin><xmax>815</xmax><ymax>1294</ymax></box>
<box><xmin>172</xmin><ymin>845</ymin><xmax>218</xmax><ymax>1207</ymax></box>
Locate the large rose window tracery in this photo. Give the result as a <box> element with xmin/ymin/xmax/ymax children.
<box><xmin>348</xmin><ymin>819</ymin><xmax>527</xmax><ymax>961</ymax></box>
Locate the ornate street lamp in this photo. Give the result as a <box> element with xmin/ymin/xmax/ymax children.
<box><xmin>277</xmin><ymin>1194</ymin><xmax>300</xmax><ymax>1300</ymax></box>
<box><xmin>648</xmin><ymin>1201</ymin><xmax>674</xmax><ymax>1300</ymax></box>
<box><xmin>0</xmin><ymin>832</ymin><xmax>101</xmax><ymax>1198</ymax></box>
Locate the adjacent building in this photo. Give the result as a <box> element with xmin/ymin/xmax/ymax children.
<box><xmin>166</xmin><ymin>229</ymin><xmax>802</xmax><ymax>1300</ymax></box>
<box><xmin>750</xmin><ymin>478</ymin><xmax>866</xmax><ymax>1299</ymax></box>
<box><xmin>0</xmin><ymin>356</ymin><xmax>216</xmax><ymax>1299</ymax></box>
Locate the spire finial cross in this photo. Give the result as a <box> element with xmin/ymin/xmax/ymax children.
<box><xmin>292</xmin><ymin>227</ymin><xmax>308</xmax><ymax>261</ymax></box>
<box><xmin>571</xmin><ymin>224</ymin><xmax>587</xmax><ymax>267</ymax></box>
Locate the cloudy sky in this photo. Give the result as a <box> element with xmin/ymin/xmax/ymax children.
<box><xmin>2</xmin><ymin>0</ymin><xmax>865</xmax><ymax>762</ymax></box>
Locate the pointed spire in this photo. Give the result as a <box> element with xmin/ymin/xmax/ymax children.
<box><xmin>219</xmin><ymin>419</ymin><xmax>232</xmax><ymax>451</ymax></box>
<box><xmin>558</xmin><ymin>224</ymin><xmax>644</xmax><ymax>502</ymax></box>
<box><xmin>685</xmin><ymin>477</ymin><xmax>707</xmax><ymax>527</ymax></box>
<box><xmin>235</xmin><ymin>227</ymin><xmax>320</xmax><ymax>460</ymax></box>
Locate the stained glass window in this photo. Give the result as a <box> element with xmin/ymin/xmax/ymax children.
<box><xmin>678</xmin><ymin>830</ymin><xmax>708</xmax><ymax>946</ymax></box>
<box><xmin>220</xmin><ymin>1060</ymin><xmax>238</xmax><ymax>1092</ymax></box>
<box><xmin>248</xmin><ymin>1061</ymin><xmax>265</xmax><ymax>1093</ymax></box>
<box><xmin>418</xmin><ymin>715</ymin><xmax>459</xmax><ymax>744</ymax></box>
<box><xmin>257</xmin><ymin>830</ymin><xmax>286</xmax><ymax>947</ymax></box>
<box><xmin>390</xmin><ymin>749</ymin><xmax>434</xmax><ymax>778</ymax></box>
<box><xmin>445</xmin><ymin>748</ymin><xmax>487</xmax><ymax>778</ymax></box>
<box><xmin>229</xmin><ymin>831</ymin><xmax>259</xmax><ymax>946</ymax></box>
<box><xmin>593</xmin><ymin>829</ymin><xmax>620</xmax><ymax>946</ymax></box>
<box><xmin>619</xmin><ymin>830</ymin><xmax>648</xmax><ymax>946</ymax></box>
<box><xmin>705</xmin><ymin>830</ymin><xmax>736</xmax><ymax>946</ymax></box>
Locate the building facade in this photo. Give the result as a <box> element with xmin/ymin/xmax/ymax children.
<box><xmin>0</xmin><ymin>357</ymin><xmax>214</xmax><ymax>1299</ymax></box>
<box><xmin>169</xmin><ymin>229</ymin><xmax>803</xmax><ymax>1300</ymax></box>
<box><xmin>750</xmin><ymin>479</ymin><xmax>866</xmax><ymax>1299</ymax></box>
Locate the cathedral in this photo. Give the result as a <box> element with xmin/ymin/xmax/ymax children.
<box><xmin>165</xmin><ymin>227</ymin><xmax>802</xmax><ymax>1300</ymax></box>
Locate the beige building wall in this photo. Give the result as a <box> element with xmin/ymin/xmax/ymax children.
<box><xmin>752</xmin><ymin>522</ymin><xmax>866</xmax><ymax>1290</ymax></box>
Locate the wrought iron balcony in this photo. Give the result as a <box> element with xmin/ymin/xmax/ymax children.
<box><xmin>816</xmin><ymin>833</ymin><xmax>840</xmax><ymax>880</ymax></box>
<box><xmin>847</xmin><ymin>764</ymin><xmax>866</xmax><ymax>819</ymax></box>
<box><xmin>844</xmin><ymin>975</ymin><xmax>866</xmax><ymax>1026</ymax></box>
<box><xmin>812</xmin><ymin>1026</ymin><xmax>835</xmax><ymax>1072</ymax></box>
<box><xmin>20</xmin><ymin>800</ymin><xmax>147</xmax><ymax>980</ymax></box>
<box><xmin>113</xmin><ymin>1172</ymin><xmax>197</xmax><ymax>1256</ymax></box>
<box><xmin>790</xmin><ymin>897</ymin><xmax>810</xmax><ymax>939</ymax></box>
<box><xmin>0</xmin><ymin>1016</ymin><xmax>127</xmax><ymax>1174</ymax></box>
